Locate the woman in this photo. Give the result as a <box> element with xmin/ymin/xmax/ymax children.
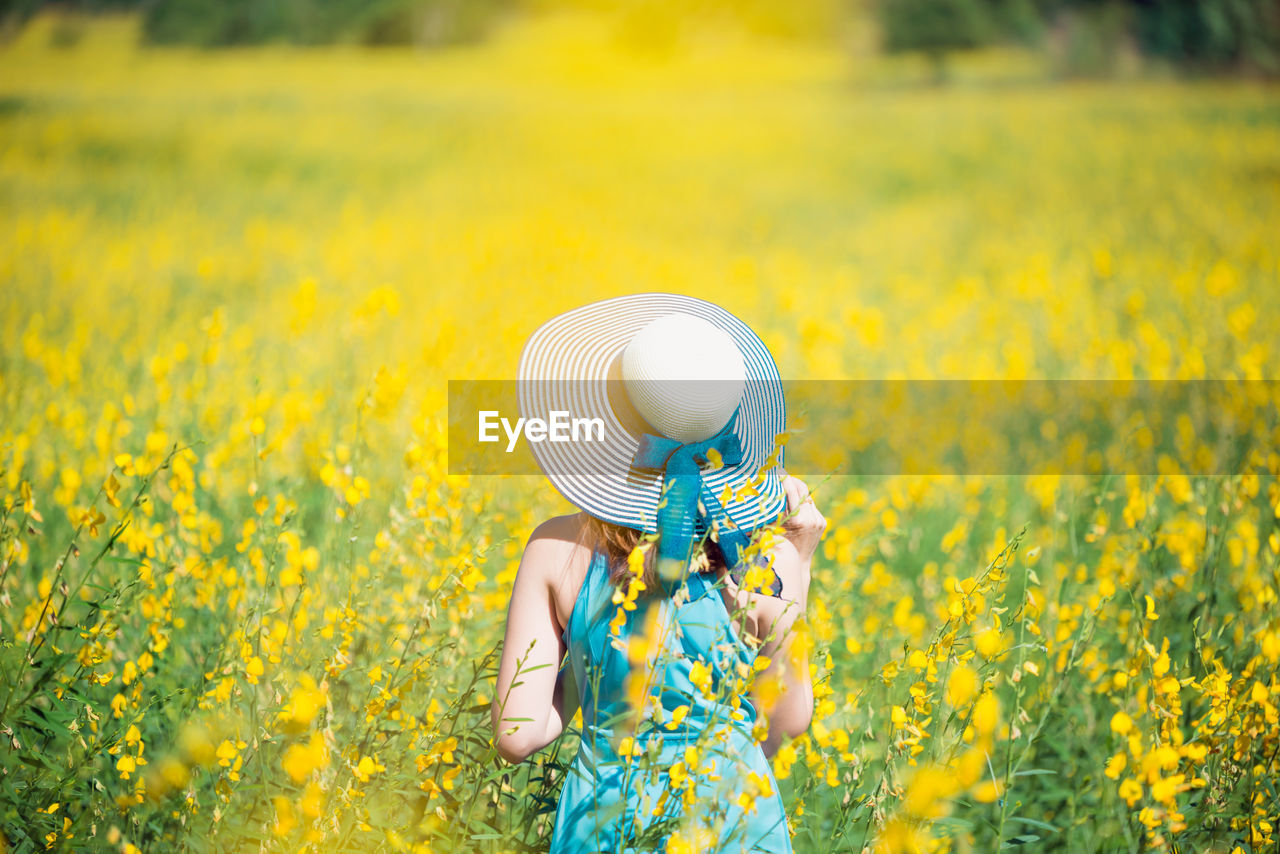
<box><xmin>491</xmin><ymin>295</ymin><xmax>825</xmax><ymax>853</ymax></box>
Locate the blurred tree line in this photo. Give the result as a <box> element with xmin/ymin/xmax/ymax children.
<box><xmin>881</xmin><ymin>0</ymin><xmax>1280</xmax><ymax>76</ymax></box>
<box><xmin>143</xmin><ymin>0</ymin><xmax>511</xmax><ymax>46</ymax></box>
<box><xmin>0</xmin><ymin>0</ymin><xmax>511</xmax><ymax>46</ymax></box>
<box><xmin>1</xmin><ymin>0</ymin><xmax>1276</xmax><ymax>75</ymax></box>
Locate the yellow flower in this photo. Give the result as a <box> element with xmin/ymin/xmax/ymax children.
<box><xmin>972</xmin><ymin>779</ymin><xmax>1003</xmax><ymax>803</ymax></box>
<box><xmin>902</xmin><ymin>766</ymin><xmax>956</xmax><ymax>818</ymax></box>
<box><xmin>1150</xmin><ymin>773</ymin><xmax>1183</xmax><ymax>804</ymax></box>
<box><xmin>215</xmin><ymin>740</ymin><xmax>238</xmax><ymax>768</ymax></box>
<box><xmin>664</xmin><ymin>704</ymin><xmax>690</xmax><ymax>730</ymax></box>
<box><xmin>666</xmin><ymin>832</ymin><xmax>694</xmax><ymax>854</ymax></box>
<box><xmin>615</xmin><ymin>737</ymin><xmax>643</xmax><ymax>758</ymax></box>
<box><xmin>1250</xmin><ymin>681</ymin><xmax>1270</xmax><ymax>705</ymax></box>
<box><xmin>1105</xmin><ymin>752</ymin><xmax>1127</xmax><ymax>779</ymax></box>
<box><xmin>772</xmin><ymin>742</ymin><xmax>797</xmax><ymax>780</ymax></box>
<box><xmin>946</xmin><ymin>665</ymin><xmax>979</xmax><ymax>707</ymax></box>
<box><xmin>689</xmin><ymin>660</ymin><xmax>713</xmax><ymax>698</ymax></box>
<box><xmin>300</xmin><ymin>781</ymin><xmax>324</xmax><ymax>819</ymax></box>
<box><xmin>178</xmin><ymin>723</ymin><xmax>217</xmax><ymax>766</ymax></box>
<box><xmin>353</xmin><ymin>753</ymin><xmax>385</xmax><ymax>782</ymax></box>
<box><xmin>748</xmin><ymin>770</ymin><xmax>774</xmax><ymax>799</ymax></box>
<box><xmin>282</xmin><ymin>733</ymin><xmax>328</xmax><ymax>783</ymax></box>
<box><xmin>149</xmin><ymin>757</ymin><xmax>190</xmax><ymax>795</ymax></box>
<box><xmin>974</xmin><ymin>627</ymin><xmax>1002</xmax><ymax>659</ymax></box>
<box><xmin>875</xmin><ymin>818</ymin><xmax>926</xmax><ymax>853</ymax></box>
<box><xmin>972</xmin><ymin>692</ymin><xmax>999</xmax><ymax>736</ymax></box>
<box><xmin>666</xmin><ymin>825</ymin><xmax>714</xmax><ymax>854</ymax></box>
<box><xmin>1110</xmin><ymin>711</ymin><xmax>1133</xmax><ymax>736</ymax></box>
<box><xmin>279</xmin><ymin>674</ymin><xmax>326</xmax><ymax>731</ymax></box>
<box><xmin>1262</xmin><ymin>631</ymin><xmax>1280</xmax><ymax>662</ymax></box>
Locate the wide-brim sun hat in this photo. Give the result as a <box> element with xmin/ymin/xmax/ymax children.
<box><xmin>516</xmin><ymin>293</ymin><xmax>787</xmax><ymax>548</ymax></box>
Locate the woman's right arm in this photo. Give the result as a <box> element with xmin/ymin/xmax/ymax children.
<box><xmin>490</xmin><ymin>517</ymin><xmax>579</xmax><ymax>763</ymax></box>
<box><xmin>752</xmin><ymin>474</ymin><xmax>825</xmax><ymax>758</ymax></box>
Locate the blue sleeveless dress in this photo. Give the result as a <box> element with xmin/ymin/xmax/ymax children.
<box><xmin>549</xmin><ymin>547</ymin><xmax>793</xmax><ymax>853</ymax></box>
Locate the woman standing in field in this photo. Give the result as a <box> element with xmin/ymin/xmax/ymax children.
<box><xmin>491</xmin><ymin>295</ymin><xmax>823</xmax><ymax>853</ymax></box>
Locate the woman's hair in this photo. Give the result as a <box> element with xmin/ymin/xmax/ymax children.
<box><xmin>580</xmin><ymin>514</ymin><xmax>727</xmax><ymax>590</ymax></box>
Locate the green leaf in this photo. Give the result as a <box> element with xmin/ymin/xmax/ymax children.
<box><xmin>1009</xmin><ymin>815</ymin><xmax>1060</xmax><ymax>834</ymax></box>
<box><xmin>518</xmin><ymin>662</ymin><xmax>554</xmax><ymax>673</ymax></box>
<box><xmin>1001</xmin><ymin>835</ymin><xmax>1041</xmax><ymax>846</ymax></box>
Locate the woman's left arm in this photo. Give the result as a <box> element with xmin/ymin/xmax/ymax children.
<box><xmin>491</xmin><ymin>518</ymin><xmax>579</xmax><ymax>763</ymax></box>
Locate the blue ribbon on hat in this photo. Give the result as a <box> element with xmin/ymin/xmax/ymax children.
<box><xmin>632</xmin><ymin>408</ymin><xmax>781</xmax><ymax>595</ymax></box>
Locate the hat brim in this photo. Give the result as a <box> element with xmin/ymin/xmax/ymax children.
<box><xmin>516</xmin><ymin>293</ymin><xmax>787</xmax><ymax>535</ymax></box>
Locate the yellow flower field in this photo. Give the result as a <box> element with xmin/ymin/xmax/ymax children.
<box><xmin>1</xmin><ymin>10</ymin><xmax>1278</xmax><ymax>852</ymax></box>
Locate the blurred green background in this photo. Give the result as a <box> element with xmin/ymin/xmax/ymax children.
<box><xmin>2</xmin><ymin>0</ymin><xmax>1278</xmax><ymax>78</ymax></box>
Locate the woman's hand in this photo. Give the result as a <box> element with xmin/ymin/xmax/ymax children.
<box><xmin>780</xmin><ymin>472</ymin><xmax>826</xmax><ymax>562</ymax></box>
<box><xmin>773</xmin><ymin>472</ymin><xmax>824</xmax><ymax>611</ymax></box>
<box><xmin>749</xmin><ymin>473</ymin><xmax>824</xmax><ymax>757</ymax></box>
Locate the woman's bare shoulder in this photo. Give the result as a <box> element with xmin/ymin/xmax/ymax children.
<box><xmin>526</xmin><ymin>512</ymin><xmax>590</xmax><ymax>552</ymax></box>
<box><xmin>522</xmin><ymin>513</ymin><xmax>595</xmax><ymax>631</ymax></box>
<box><xmin>522</xmin><ymin>513</ymin><xmax>593</xmax><ymax>584</ymax></box>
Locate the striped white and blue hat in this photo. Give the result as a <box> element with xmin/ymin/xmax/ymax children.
<box><xmin>516</xmin><ymin>293</ymin><xmax>787</xmax><ymax>539</ymax></box>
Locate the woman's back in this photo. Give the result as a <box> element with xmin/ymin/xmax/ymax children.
<box><xmin>498</xmin><ymin>296</ymin><xmax>821</xmax><ymax>852</ymax></box>
<box><xmin>549</xmin><ymin>539</ymin><xmax>793</xmax><ymax>854</ymax></box>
